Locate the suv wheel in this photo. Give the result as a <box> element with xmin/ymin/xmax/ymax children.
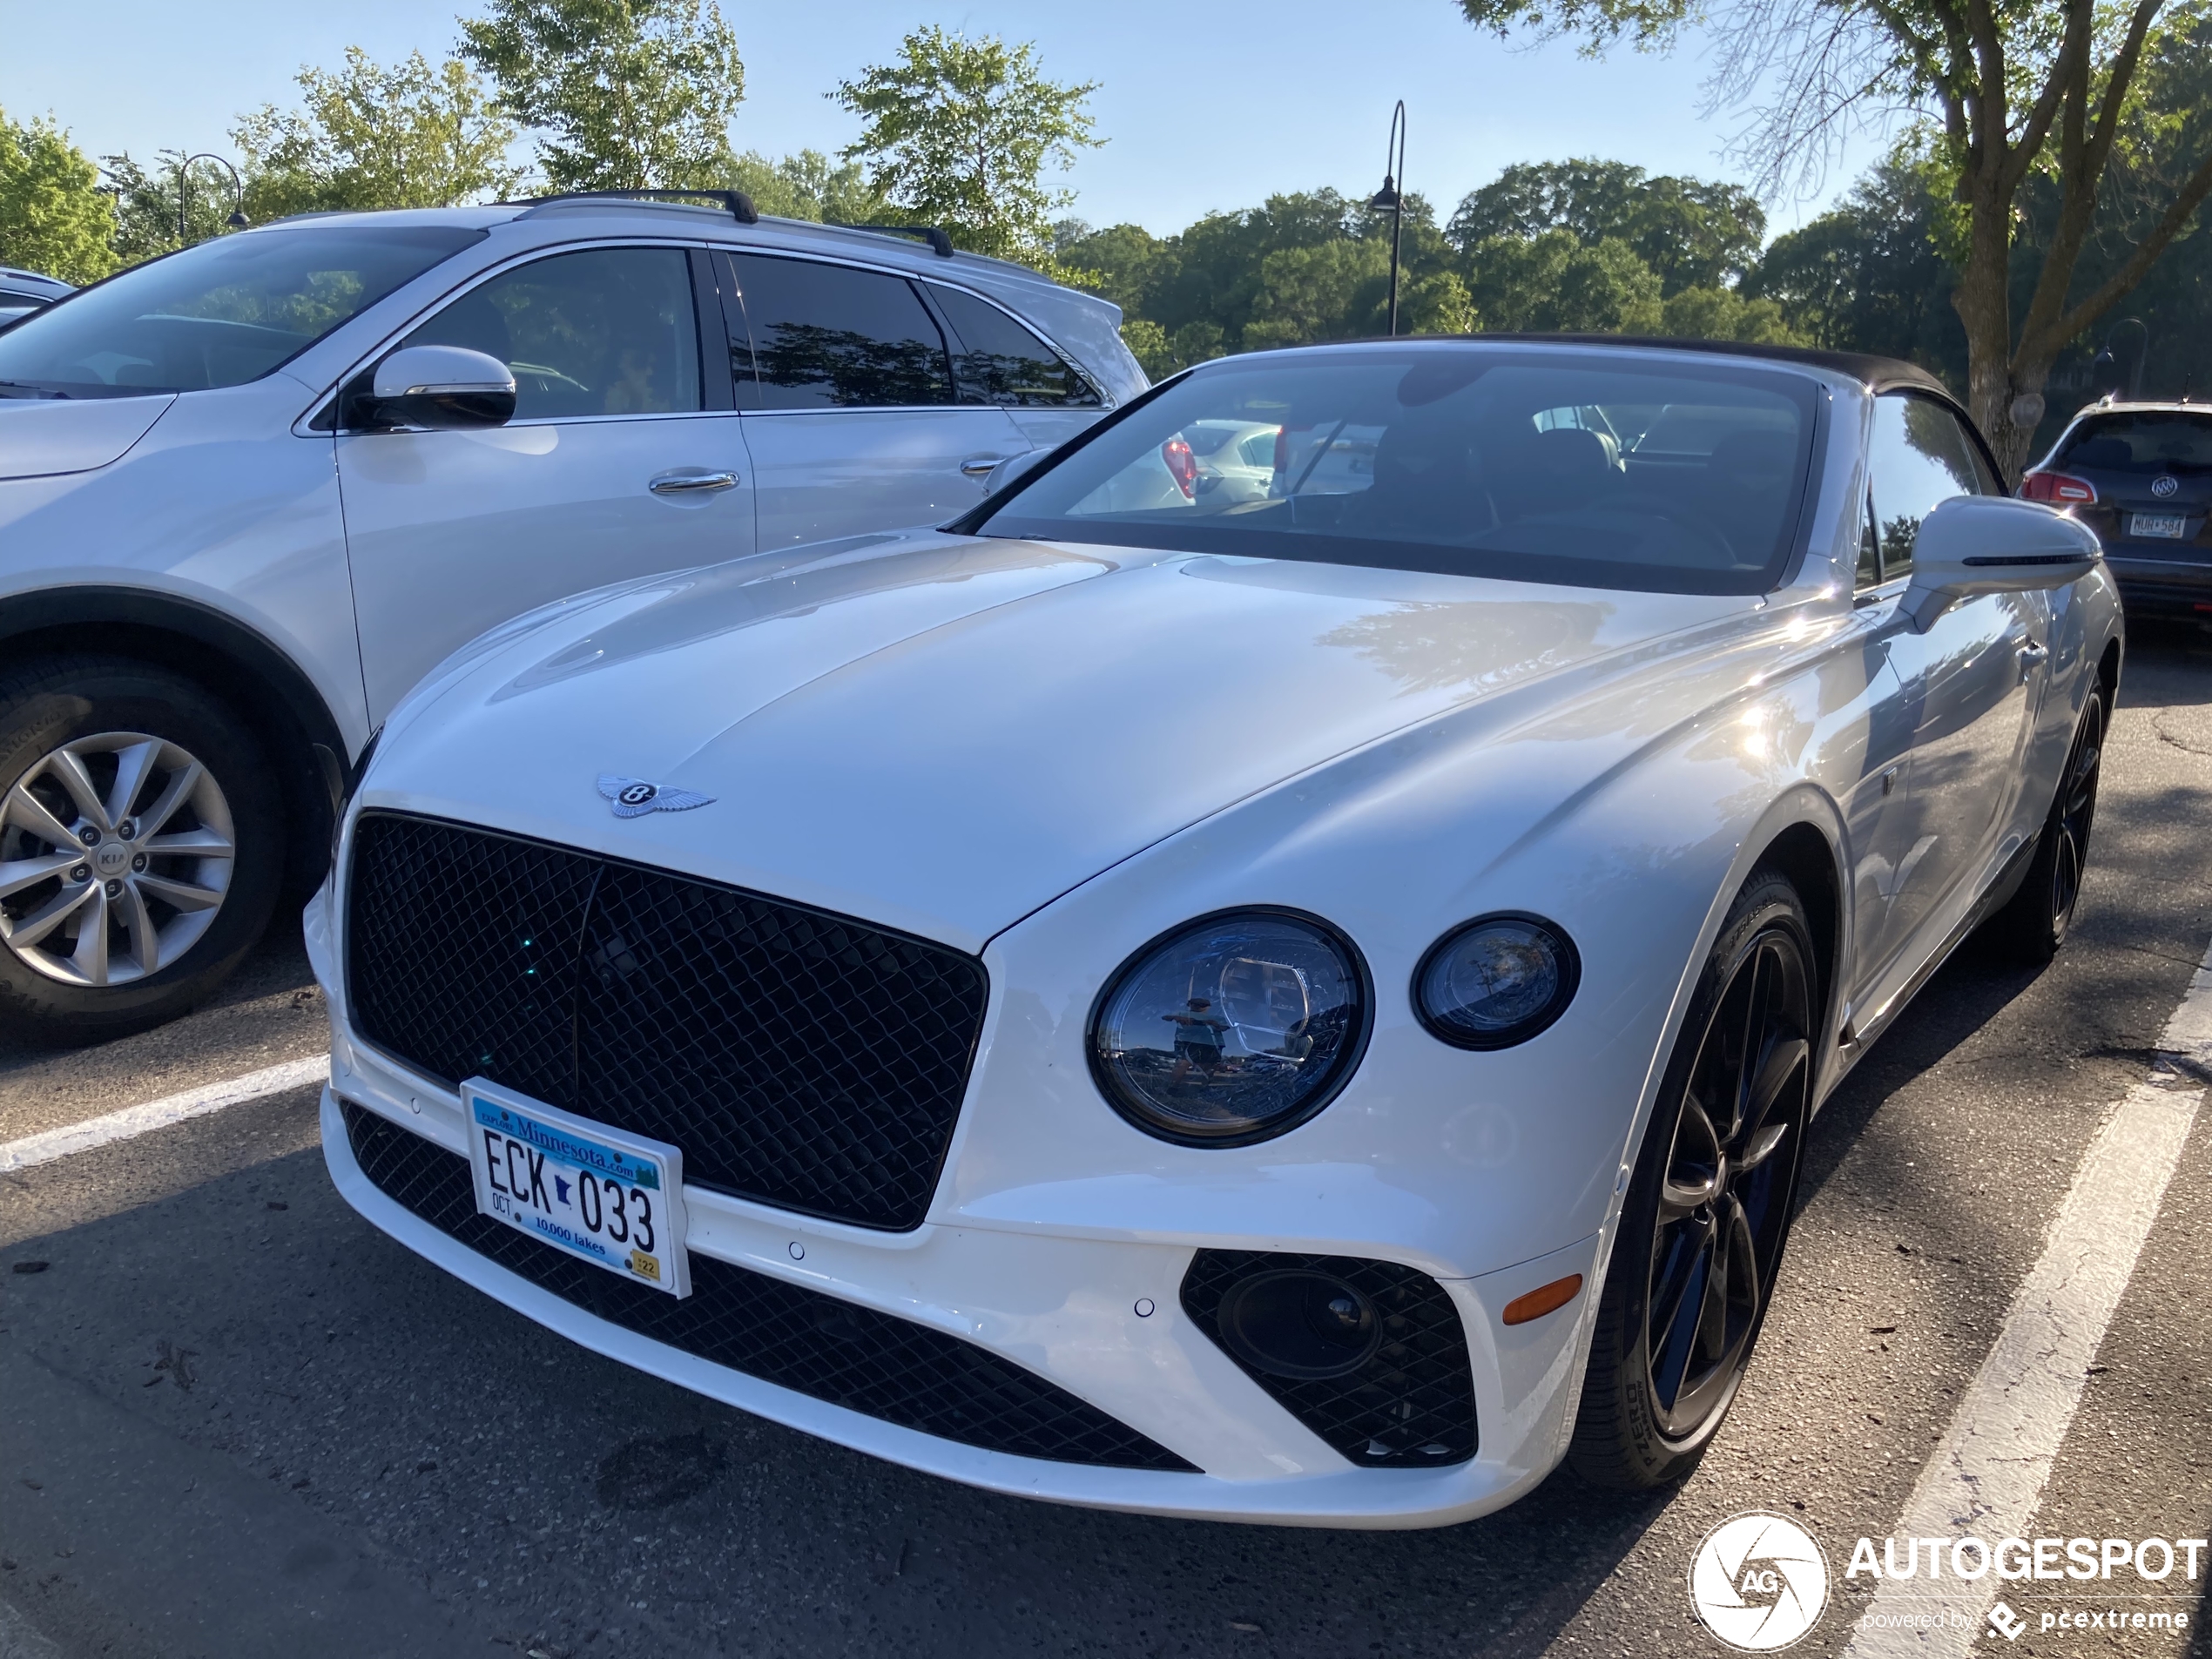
<box><xmin>0</xmin><ymin>658</ymin><xmax>282</xmax><ymax>1043</ymax></box>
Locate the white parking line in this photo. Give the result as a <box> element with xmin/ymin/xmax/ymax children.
<box><xmin>1842</xmin><ymin>943</ymin><xmax>2212</xmax><ymax>1656</ymax></box>
<box><xmin>0</xmin><ymin>1055</ymin><xmax>328</xmax><ymax>1174</ymax></box>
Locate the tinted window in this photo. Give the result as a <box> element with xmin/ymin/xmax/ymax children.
<box><xmin>730</xmin><ymin>254</ymin><xmax>953</xmax><ymax>409</ymax></box>
<box><xmin>928</xmin><ymin>284</ymin><xmax>1098</xmax><ymax>408</ymax></box>
<box><xmin>406</xmin><ymin>246</ymin><xmax>699</xmax><ymax>421</ymax></box>
<box><xmin>0</xmin><ymin>226</ymin><xmax>482</xmax><ymax>399</ymax></box>
<box><xmin>2058</xmin><ymin>409</ymin><xmax>2212</xmax><ymax>475</ymax></box>
<box><xmin>979</xmin><ymin>347</ymin><xmax>1820</xmax><ymax>596</ymax></box>
<box><xmin>1868</xmin><ymin>394</ymin><xmax>1985</xmax><ymax>577</ymax></box>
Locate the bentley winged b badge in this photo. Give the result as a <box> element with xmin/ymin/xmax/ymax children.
<box><xmin>597</xmin><ymin>774</ymin><xmax>716</xmax><ymax>819</ymax></box>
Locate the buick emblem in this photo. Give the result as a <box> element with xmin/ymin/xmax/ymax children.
<box><xmin>2152</xmin><ymin>474</ymin><xmax>2180</xmax><ymax>498</ymax></box>
<box><xmin>596</xmin><ymin>773</ymin><xmax>715</xmax><ymax>818</ymax></box>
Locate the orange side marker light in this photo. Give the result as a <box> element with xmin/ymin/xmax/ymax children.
<box><xmin>1501</xmin><ymin>1273</ymin><xmax>1584</xmax><ymax>1326</ymax></box>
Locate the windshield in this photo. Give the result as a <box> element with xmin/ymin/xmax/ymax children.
<box><xmin>0</xmin><ymin>226</ymin><xmax>484</xmax><ymax>399</ymax></box>
<box><xmin>976</xmin><ymin>347</ymin><xmax>1822</xmax><ymax>595</ymax></box>
<box><xmin>2057</xmin><ymin>410</ymin><xmax>2212</xmax><ymax>475</ymax></box>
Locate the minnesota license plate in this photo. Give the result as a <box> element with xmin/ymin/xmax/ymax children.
<box><xmin>2132</xmin><ymin>511</ymin><xmax>2188</xmax><ymax>539</ymax></box>
<box><xmin>461</xmin><ymin>1078</ymin><xmax>691</xmax><ymax>1298</ymax></box>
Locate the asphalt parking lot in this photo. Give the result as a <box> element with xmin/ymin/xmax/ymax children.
<box><xmin>4</xmin><ymin>624</ymin><xmax>2212</xmax><ymax>1659</ymax></box>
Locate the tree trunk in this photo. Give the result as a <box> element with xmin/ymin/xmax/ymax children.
<box><xmin>1954</xmin><ymin>179</ymin><xmax>2040</xmax><ymax>481</ymax></box>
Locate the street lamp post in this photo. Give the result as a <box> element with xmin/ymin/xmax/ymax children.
<box><xmin>1367</xmin><ymin>101</ymin><xmax>1407</xmax><ymax>337</ymax></box>
<box><xmin>176</xmin><ymin>153</ymin><xmax>249</xmax><ymax>246</ymax></box>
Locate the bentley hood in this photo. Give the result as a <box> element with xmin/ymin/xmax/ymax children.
<box><xmin>0</xmin><ymin>394</ymin><xmax>175</xmax><ymax>481</ymax></box>
<box><xmin>367</xmin><ymin>532</ymin><xmax>1748</xmax><ymax>952</ymax></box>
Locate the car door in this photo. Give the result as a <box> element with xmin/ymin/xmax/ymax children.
<box><xmin>337</xmin><ymin>243</ymin><xmax>754</xmax><ymax>723</ymax></box>
<box><xmin>719</xmin><ymin>252</ymin><xmax>1026</xmax><ymax>548</ymax></box>
<box><xmin>1867</xmin><ymin>392</ymin><xmax>2045</xmax><ymax>967</ymax></box>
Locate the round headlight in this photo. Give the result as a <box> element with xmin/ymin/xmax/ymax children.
<box><xmin>1088</xmin><ymin>909</ymin><xmax>1370</xmax><ymax>1146</ymax></box>
<box><xmin>1413</xmin><ymin>913</ymin><xmax>1579</xmax><ymax>1049</ymax></box>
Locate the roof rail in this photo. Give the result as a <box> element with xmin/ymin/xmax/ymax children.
<box><xmin>830</xmin><ymin>223</ymin><xmax>956</xmax><ymax>258</ymax></box>
<box><xmin>520</xmin><ymin>187</ymin><xmax>759</xmax><ymax>225</ymax></box>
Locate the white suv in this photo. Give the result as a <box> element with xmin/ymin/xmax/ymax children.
<box><xmin>0</xmin><ymin>192</ymin><xmax>1139</xmax><ymax>1041</ymax></box>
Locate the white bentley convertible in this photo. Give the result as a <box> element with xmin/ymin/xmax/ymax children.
<box><xmin>310</xmin><ymin>339</ymin><xmax>2117</xmax><ymax>1527</ymax></box>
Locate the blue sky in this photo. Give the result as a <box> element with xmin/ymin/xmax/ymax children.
<box><xmin>0</xmin><ymin>0</ymin><xmax>1896</xmax><ymax>238</ymax></box>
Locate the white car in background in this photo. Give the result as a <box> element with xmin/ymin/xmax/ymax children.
<box><xmin>313</xmin><ymin>336</ymin><xmax>2118</xmax><ymax>1527</ymax></box>
<box><xmin>0</xmin><ymin>193</ymin><xmax>1136</xmax><ymax>1041</ymax></box>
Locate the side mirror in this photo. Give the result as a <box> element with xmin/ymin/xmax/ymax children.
<box><xmin>982</xmin><ymin>448</ymin><xmax>1049</xmax><ymax>496</ymax></box>
<box><xmin>368</xmin><ymin>345</ymin><xmax>516</xmax><ymax>430</ymax></box>
<box><xmin>1900</xmin><ymin>496</ymin><xmax>2101</xmax><ymax>631</ymax></box>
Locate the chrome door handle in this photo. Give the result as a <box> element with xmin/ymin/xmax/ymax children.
<box><xmin>649</xmin><ymin>469</ymin><xmax>739</xmax><ymax>495</ymax></box>
<box><xmin>961</xmin><ymin>455</ymin><xmax>1015</xmax><ymax>478</ymax></box>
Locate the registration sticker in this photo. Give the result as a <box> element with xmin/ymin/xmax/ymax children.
<box><xmin>2131</xmin><ymin>511</ymin><xmax>2188</xmax><ymax>540</ymax></box>
<box><xmin>460</xmin><ymin>1078</ymin><xmax>691</xmax><ymax>1298</ymax></box>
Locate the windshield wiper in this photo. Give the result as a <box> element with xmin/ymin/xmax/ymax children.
<box><xmin>0</xmin><ymin>381</ymin><xmax>69</xmax><ymax>399</ymax></box>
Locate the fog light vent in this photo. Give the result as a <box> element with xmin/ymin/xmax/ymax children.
<box><xmin>1182</xmin><ymin>1250</ymin><xmax>1477</xmax><ymax>1467</ymax></box>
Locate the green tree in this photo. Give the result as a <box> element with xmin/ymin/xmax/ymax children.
<box><xmin>1659</xmin><ymin>284</ymin><xmax>1801</xmax><ymax>342</ymax></box>
<box><xmin>0</xmin><ymin>107</ymin><xmax>116</xmax><ymax>284</ymax></box>
<box><xmin>1453</xmin><ymin>0</ymin><xmax>2212</xmax><ymax>475</ymax></box>
<box><xmin>832</xmin><ymin>26</ymin><xmax>1101</xmax><ymax>263</ymax></box>
<box><xmin>1464</xmin><ymin>230</ymin><xmax>1665</xmax><ymax>333</ymax></box>
<box><xmin>1448</xmin><ymin>158</ymin><xmax>1766</xmax><ymax>293</ymax></box>
<box><xmin>461</xmin><ymin>0</ymin><xmax>745</xmax><ymax>192</ymax></box>
<box><xmin>233</xmin><ymin>48</ymin><xmax>522</xmax><ymax>220</ymax></box>
<box><xmin>725</xmin><ymin>148</ymin><xmax>887</xmax><ymax>222</ymax></box>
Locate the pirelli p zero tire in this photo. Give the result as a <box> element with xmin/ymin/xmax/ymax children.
<box><xmin>0</xmin><ymin>657</ymin><xmax>283</xmax><ymax>1044</ymax></box>
<box><xmin>1568</xmin><ymin>871</ymin><xmax>1814</xmax><ymax>1490</ymax></box>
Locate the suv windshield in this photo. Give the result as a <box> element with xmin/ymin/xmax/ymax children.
<box><xmin>974</xmin><ymin>347</ymin><xmax>1821</xmax><ymax>595</ymax></box>
<box><xmin>0</xmin><ymin>225</ymin><xmax>484</xmax><ymax>399</ymax></box>
<box><xmin>2056</xmin><ymin>410</ymin><xmax>2212</xmax><ymax>475</ymax></box>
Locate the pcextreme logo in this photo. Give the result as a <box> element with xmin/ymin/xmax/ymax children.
<box><xmin>1689</xmin><ymin>1512</ymin><xmax>1831</xmax><ymax>1651</ymax></box>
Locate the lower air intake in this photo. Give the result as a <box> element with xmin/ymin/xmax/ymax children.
<box><xmin>1181</xmin><ymin>1249</ymin><xmax>1477</xmax><ymax>1467</ymax></box>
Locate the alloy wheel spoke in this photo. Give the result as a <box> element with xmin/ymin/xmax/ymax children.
<box><xmin>117</xmin><ymin>881</ymin><xmax>160</xmax><ymax>974</ymax></box>
<box><xmin>1738</xmin><ymin>1036</ymin><xmax>1810</xmax><ymax>1154</ymax></box>
<box><xmin>7</xmin><ymin>880</ymin><xmax>97</xmax><ymax>949</ymax></box>
<box><xmin>0</xmin><ymin>851</ymin><xmax>81</xmax><ymax>900</ymax></box>
<box><xmin>1652</xmin><ymin>1237</ymin><xmax>1712</xmax><ymax>1406</ymax></box>
<box><xmin>135</xmin><ymin>872</ymin><xmax>223</xmax><ymax>913</ymax></box>
<box><xmin>4</xmin><ymin>783</ymin><xmax>81</xmax><ymax>853</ymax></box>
<box><xmin>46</xmin><ymin>749</ymin><xmax>111</xmax><ymax>835</ymax></box>
<box><xmin>143</xmin><ymin>828</ymin><xmax>233</xmax><ymax>860</ymax></box>
<box><xmin>1659</xmin><ymin>1100</ymin><xmax>1723</xmax><ymax>1219</ymax></box>
<box><xmin>1694</xmin><ymin>1217</ymin><xmax>1732</xmax><ymax>1362</ymax></box>
<box><xmin>68</xmin><ymin>887</ymin><xmax>109</xmax><ymax>984</ymax></box>
<box><xmin>135</xmin><ymin>760</ymin><xmax>204</xmax><ymax>840</ymax></box>
<box><xmin>105</xmin><ymin>739</ymin><xmax>160</xmax><ymax>827</ymax></box>
<box><xmin>1725</xmin><ymin>1198</ymin><xmax>1761</xmax><ymax>1318</ymax></box>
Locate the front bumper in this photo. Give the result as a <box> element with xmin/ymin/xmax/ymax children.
<box><xmin>320</xmin><ymin>1045</ymin><xmax>1600</xmax><ymax>1527</ymax></box>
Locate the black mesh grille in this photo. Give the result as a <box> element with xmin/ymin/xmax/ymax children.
<box><xmin>346</xmin><ymin>813</ymin><xmax>988</xmax><ymax>1231</ymax></box>
<box><xmin>1180</xmin><ymin>1250</ymin><xmax>1477</xmax><ymax>1467</ymax></box>
<box><xmin>344</xmin><ymin>1101</ymin><xmax>1195</xmax><ymax>1473</ymax></box>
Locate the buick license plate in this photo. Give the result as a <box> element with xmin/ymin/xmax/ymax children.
<box><xmin>461</xmin><ymin>1078</ymin><xmax>691</xmax><ymax>1298</ymax></box>
<box><xmin>2132</xmin><ymin>511</ymin><xmax>2188</xmax><ymax>540</ymax></box>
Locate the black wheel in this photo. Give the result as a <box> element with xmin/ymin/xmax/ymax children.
<box><xmin>0</xmin><ymin>657</ymin><xmax>283</xmax><ymax>1044</ymax></box>
<box><xmin>1988</xmin><ymin>689</ymin><xmax>2106</xmax><ymax>964</ymax></box>
<box><xmin>1568</xmin><ymin>872</ymin><xmax>1814</xmax><ymax>1489</ymax></box>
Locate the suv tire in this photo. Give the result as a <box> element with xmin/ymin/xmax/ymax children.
<box><xmin>0</xmin><ymin>657</ymin><xmax>283</xmax><ymax>1044</ymax></box>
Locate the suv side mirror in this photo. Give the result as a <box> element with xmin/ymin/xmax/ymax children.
<box><xmin>1901</xmin><ymin>496</ymin><xmax>2101</xmax><ymax>631</ymax></box>
<box><xmin>368</xmin><ymin>345</ymin><xmax>516</xmax><ymax>430</ymax></box>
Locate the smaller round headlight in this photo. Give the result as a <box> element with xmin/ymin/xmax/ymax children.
<box><xmin>1089</xmin><ymin>908</ymin><xmax>1370</xmax><ymax>1146</ymax></box>
<box><xmin>1413</xmin><ymin>913</ymin><xmax>1579</xmax><ymax>1049</ymax></box>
